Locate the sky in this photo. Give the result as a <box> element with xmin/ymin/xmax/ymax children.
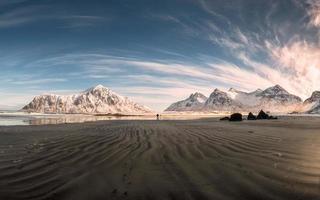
<box><xmin>1</xmin><ymin>0</ymin><xmax>320</xmax><ymax>111</ymax></box>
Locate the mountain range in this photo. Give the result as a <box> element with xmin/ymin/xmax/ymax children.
<box><xmin>22</xmin><ymin>85</ymin><xmax>153</xmax><ymax>114</ymax></box>
<box><xmin>165</xmin><ymin>85</ymin><xmax>320</xmax><ymax>114</ymax></box>
<box><xmin>22</xmin><ymin>84</ymin><xmax>320</xmax><ymax>114</ymax></box>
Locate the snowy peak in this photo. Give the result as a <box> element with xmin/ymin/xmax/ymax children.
<box><xmin>165</xmin><ymin>85</ymin><xmax>304</xmax><ymax>113</ymax></box>
<box><xmin>210</xmin><ymin>88</ymin><xmax>228</xmax><ymax>97</ymax></box>
<box><xmin>228</xmin><ymin>88</ymin><xmax>238</xmax><ymax>93</ymax></box>
<box><xmin>84</xmin><ymin>84</ymin><xmax>111</xmax><ymax>94</ymax></box>
<box><xmin>165</xmin><ymin>92</ymin><xmax>207</xmax><ymax>111</ymax></box>
<box><xmin>228</xmin><ymin>88</ymin><xmax>244</xmax><ymax>94</ymax></box>
<box><xmin>304</xmin><ymin>91</ymin><xmax>320</xmax><ymax>104</ymax></box>
<box><xmin>303</xmin><ymin>91</ymin><xmax>320</xmax><ymax>114</ymax></box>
<box><xmin>209</xmin><ymin>88</ymin><xmax>229</xmax><ymax>98</ymax></box>
<box><xmin>22</xmin><ymin>85</ymin><xmax>153</xmax><ymax>114</ymax></box>
<box><xmin>189</xmin><ymin>92</ymin><xmax>207</xmax><ymax>103</ymax></box>
<box><xmin>204</xmin><ymin>89</ymin><xmax>237</xmax><ymax>109</ymax></box>
<box><xmin>258</xmin><ymin>85</ymin><xmax>302</xmax><ymax>104</ymax></box>
<box><xmin>260</xmin><ymin>84</ymin><xmax>290</xmax><ymax>96</ymax></box>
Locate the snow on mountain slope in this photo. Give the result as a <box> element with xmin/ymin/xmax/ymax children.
<box><xmin>303</xmin><ymin>91</ymin><xmax>320</xmax><ymax>114</ymax></box>
<box><xmin>22</xmin><ymin>85</ymin><xmax>153</xmax><ymax>114</ymax></box>
<box><xmin>255</xmin><ymin>85</ymin><xmax>302</xmax><ymax>112</ymax></box>
<box><xmin>204</xmin><ymin>89</ymin><xmax>242</xmax><ymax>111</ymax></box>
<box><xmin>165</xmin><ymin>92</ymin><xmax>207</xmax><ymax>111</ymax></box>
<box><xmin>165</xmin><ymin>85</ymin><xmax>303</xmax><ymax>113</ymax></box>
<box><xmin>226</xmin><ymin>88</ymin><xmax>261</xmax><ymax>107</ymax></box>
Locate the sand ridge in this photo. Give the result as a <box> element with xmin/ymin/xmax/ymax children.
<box><xmin>0</xmin><ymin>118</ymin><xmax>320</xmax><ymax>200</ymax></box>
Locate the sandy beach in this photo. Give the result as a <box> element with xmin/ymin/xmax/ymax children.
<box><xmin>1</xmin><ymin>117</ymin><xmax>320</xmax><ymax>200</ymax></box>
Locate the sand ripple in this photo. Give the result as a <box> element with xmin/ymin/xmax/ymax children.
<box><xmin>0</xmin><ymin>118</ymin><xmax>320</xmax><ymax>200</ymax></box>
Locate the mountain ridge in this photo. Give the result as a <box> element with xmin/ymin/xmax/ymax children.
<box><xmin>22</xmin><ymin>85</ymin><xmax>153</xmax><ymax>114</ymax></box>
<box><xmin>165</xmin><ymin>85</ymin><xmax>310</xmax><ymax>113</ymax></box>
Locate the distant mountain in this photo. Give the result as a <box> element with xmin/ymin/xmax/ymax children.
<box><xmin>165</xmin><ymin>85</ymin><xmax>303</xmax><ymax>113</ymax></box>
<box><xmin>254</xmin><ymin>85</ymin><xmax>302</xmax><ymax>112</ymax></box>
<box><xmin>204</xmin><ymin>89</ymin><xmax>241</xmax><ymax>111</ymax></box>
<box><xmin>165</xmin><ymin>92</ymin><xmax>207</xmax><ymax>111</ymax></box>
<box><xmin>22</xmin><ymin>85</ymin><xmax>153</xmax><ymax>114</ymax></box>
<box><xmin>303</xmin><ymin>91</ymin><xmax>320</xmax><ymax>114</ymax></box>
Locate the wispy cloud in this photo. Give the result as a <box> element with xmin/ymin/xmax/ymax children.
<box><xmin>19</xmin><ymin>42</ymin><xmax>320</xmax><ymax>102</ymax></box>
<box><xmin>2</xmin><ymin>0</ymin><xmax>320</xmax><ymax>111</ymax></box>
<box><xmin>207</xmin><ymin>24</ymin><xmax>320</xmax><ymax>99</ymax></box>
<box><xmin>59</xmin><ymin>15</ymin><xmax>109</xmax><ymax>28</ymax></box>
<box><xmin>0</xmin><ymin>4</ymin><xmax>108</xmax><ymax>28</ymax></box>
<box><xmin>306</xmin><ymin>0</ymin><xmax>320</xmax><ymax>27</ymax></box>
<box><xmin>196</xmin><ymin>0</ymin><xmax>231</xmax><ymax>26</ymax></box>
<box><xmin>12</xmin><ymin>78</ymin><xmax>67</xmax><ymax>85</ymax></box>
<box><xmin>0</xmin><ymin>5</ymin><xmax>44</xmax><ymax>28</ymax></box>
<box><xmin>0</xmin><ymin>0</ymin><xmax>29</xmax><ymax>6</ymax></box>
<box><xmin>267</xmin><ymin>40</ymin><xmax>320</xmax><ymax>96</ymax></box>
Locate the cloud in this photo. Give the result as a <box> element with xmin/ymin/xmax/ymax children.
<box><xmin>2</xmin><ymin>0</ymin><xmax>320</xmax><ymax>111</ymax></box>
<box><xmin>0</xmin><ymin>4</ymin><xmax>108</xmax><ymax>29</ymax></box>
<box><xmin>0</xmin><ymin>0</ymin><xmax>29</xmax><ymax>6</ymax></box>
<box><xmin>12</xmin><ymin>78</ymin><xmax>67</xmax><ymax>85</ymax></box>
<box><xmin>214</xmin><ymin>31</ymin><xmax>320</xmax><ymax>99</ymax></box>
<box><xmin>20</xmin><ymin>45</ymin><xmax>320</xmax><ymax>102</ymax></box>
<box><xmin>0</xmin><ymin>93</ymin><xmax>34</xmax><ymax>109</ymax></box>
<box><xmin>59</xmin><ymin>15</ymin><xmax>109</xmax><ymax>28</ymax></box>
<box><xmin>266</xmin><ymin>40</ymin><xmax>320</xmax><ymax>97</ymax></box>
<box><xmin>196</xmin><ymin>0</ymin><xmax>231</xmax><ymax>26</ymax></box>
<box><xmin>0</xmin><ymin>89</ymin><xmax>81</xmax><ymax>110</ymax></box>
<box><xmin>306</xmin><ymin>0</ymin><xmax>320</xmax><ymax>27</ymax></box>
<box><xmin>0</xmin><ymin>6</ymin><xmax>44</xmax><ymax>28</ymax></box>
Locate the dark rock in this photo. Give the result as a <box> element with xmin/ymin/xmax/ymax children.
<box><xmin>257</xmin><ymin>110</ymin><xmax>269</xmax><ymax>119</ymax></box>
<box><xmin>257</xmin><ymin>110</ymin><xmax>278</xmax><ymax>120</ymax></box>
<box><xmin>220</xmin><ymin>117</ymin><xmax>230</xmax><ymax>121</ymax></box>
<box><xmin>247</xmin><ymin>112</ymin><xmax>256</xmax><ymax>120</ymax></box>
<box><xmin>229</xmin><ymin>113</ymin><xmax>242</xmax><ymax>121</ymax></box>
<box><xmin>268</xmin><ymin>116</ymin><xmax>278</xmax><ymax>120</ymax></box>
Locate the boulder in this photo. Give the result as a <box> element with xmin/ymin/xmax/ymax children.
<box><xmin>229</xmin><ymin>113</ymin><xmax>243</xmax><ymax>121</ymax></box>
<box><xmin>247</xmin><ymin>112</ymin><xmax>256</xmax><ymax>120</ymax></box>
<box><xmin>268</xmin><ymin>116</ymin><xmax>278</xmax><ymax>120</ymax></box>
<box><xmin>257</xmin><ymin>110</ymin><xmax>269</xmax><ymax>119</ymax></box>
<box><xmin>220</xmin><ymin>117</ymin><xmax>230</xmax><ymax>121</ymax></box>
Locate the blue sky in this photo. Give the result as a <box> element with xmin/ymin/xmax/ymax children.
<box><xmin>1</xmin><ymin>0</ymin><xmax>320</xmax><ymax>111</ymax></box>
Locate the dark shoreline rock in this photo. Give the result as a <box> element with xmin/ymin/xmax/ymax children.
<box><xmin>257</xmin><ymin>110</ymin><xmax>269</xmax><ymax>119</ymax></box>
<box><xmin>229</xmin><ymin>113</ymin><xmax>242</xmax><ymax>121</ymax></box>
<box><xmin>247</xmin><ymin>112</ymin><xmax>256</xmax><ymax>120</ymax></box>
<box><xmin>220</xmin><ymin>110</ymin><xmax>277</xmax><ymax>122</ymax></box>
<box><xmin>220</xmin><ymin>117</ymin><xmax>230</xmax><ymax>121</ymax></box>
<box><xmin>257</xmin><ymin>110</ymin><xmax>278</xmax><ymax>120</ymax></box>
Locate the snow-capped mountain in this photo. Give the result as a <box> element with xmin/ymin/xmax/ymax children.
<box><xmin>226</xmin><ymin>88</ymin><xmax>261</xmax><ymax>107</ymax></box>
<box><xmin>22</xmin><ymin>85</ymin><xmax>153</xmax><ymax>114</ymax></box>
<box><xmin>254</xmin><ymin>85</ymin><xmax>302</xmax><ymax>112</ymax></box>
<box><xmin>302</xmin><ymin>91</ymin><xmax>320</xmax><ymax>114</ymax></box>
<box><xmin>165</xmin><ymin>92</ymin><xmax>207</xmax><ymax>111</ymax></box>
<box><xmin>165</xmin><ymin>85</ymin><xmax>303</xmax><ymax>113</ymax></box>
<box><xmin>204</xmin><ymin>89</ymin><xmax>241</xmax><ymax>111</ymax></box>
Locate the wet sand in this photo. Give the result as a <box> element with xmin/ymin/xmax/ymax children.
<box><xmin>1</xmin><ymin>117</ymin><xmax>320</xmax><ymax>200</ymax></box>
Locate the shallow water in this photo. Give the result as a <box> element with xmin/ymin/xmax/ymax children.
<box><xmin>0</xmin><ymin>112</ymin><xmax>220</xmax><ymax>126</ymax></box>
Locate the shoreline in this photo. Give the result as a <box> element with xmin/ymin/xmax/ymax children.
<box><xmin>1</xmin><ymin>112</ymin><xmax>320</xmax><ymax>127</ymax></box>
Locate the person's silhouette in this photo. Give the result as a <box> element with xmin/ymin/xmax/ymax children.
<box><xmin>156</xmin><ymin>114</ymin><xmax>160</xmax><ymax>120</ymax></box>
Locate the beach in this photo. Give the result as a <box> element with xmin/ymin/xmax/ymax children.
<box><xmin>1</xmin><ymin>117</ymin><xmax>320</xmax><ymax>200</ymax></box>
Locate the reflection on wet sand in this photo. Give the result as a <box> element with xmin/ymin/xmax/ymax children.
<box><xmin>0</xmin><ymin>113</ymin><xmax>223</xmax><ymax>126</ymax></box>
